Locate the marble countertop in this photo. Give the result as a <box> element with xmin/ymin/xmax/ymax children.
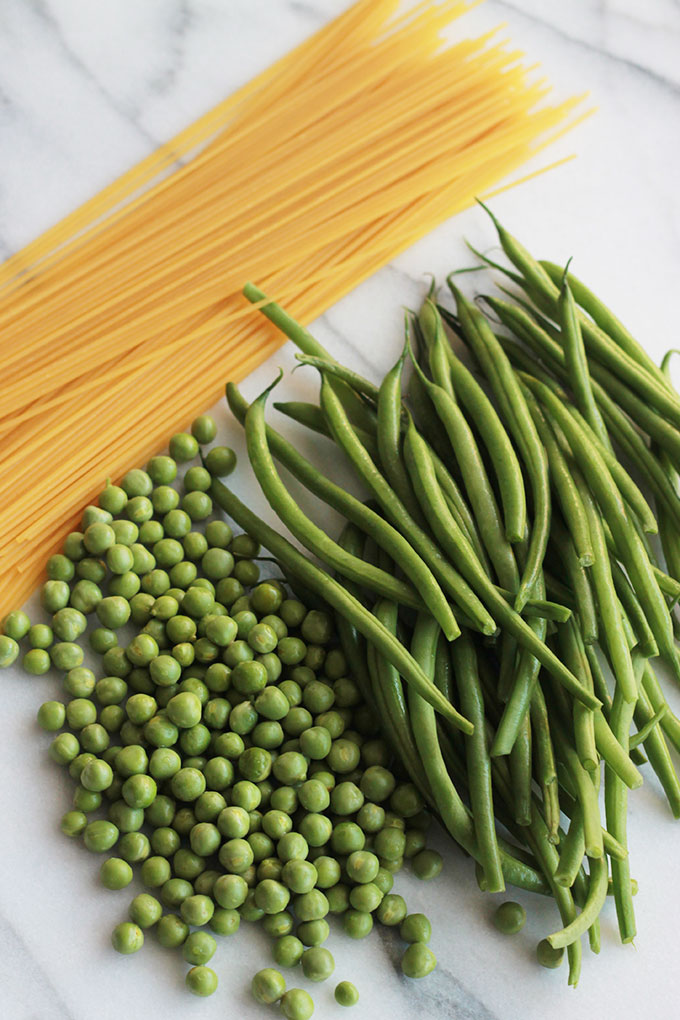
<box><xmin>2</xmin><ymin>1</ymin><xmax>680</xmax><ymax>1018</ymax></box>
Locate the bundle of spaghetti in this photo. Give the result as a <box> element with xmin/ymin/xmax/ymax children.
<box><xmin>0</xmin><ymin>0</ymin><xmax>588</xmax><ymax>615</ymax></box>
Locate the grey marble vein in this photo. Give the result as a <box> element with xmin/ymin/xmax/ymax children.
<box><xmin>490</xmin><ymin>0</ymin><xmax>680</xmax><ymax>94</ymax></box>
<box><xmin>148</xmin><ymin>0</ymin><xmax>192</xmax><ymax>98</ymax></box>
<box><xmin>0</xmin><ymin>911</ymin><xmax>75</xmax><ymax>1020</ymax></box>
<box><xmin>30</xmin><ymin>0</ymin><xmax>161</xmax><ymax>148</ymax></box>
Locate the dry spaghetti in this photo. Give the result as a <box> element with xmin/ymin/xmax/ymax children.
<box><xmin>0</xmin><ymin>0</ymin><xmax>586</xmax><ymax>615</ymax></box>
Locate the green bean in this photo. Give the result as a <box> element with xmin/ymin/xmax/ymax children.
<box><xmin>227</xmin><ymin>382</ymin><xmax>460</xmax><ymax>641</ymax></box>
<box><xmin>554</xmin><ymin>804</ymin><xmax>585</xmax><ymax>888</ymax></box>
<box><xmin>419</xmin><ymin>298</ymin><xmax>527</xmax><ymax>543</ymax></box>
<box><xmin>272</xmin><ymin>400</ymin><xmax>381</xmax><ymax>462</ymax></box>
<box><xmin>407</xmin><ymin>367</ymin><xmax>460</xmax><ymax>472</ymax></box>
<box><xmin>549</xmin><ymin>706</ymin><xmax>603</xmax><ymax>859</ymax></box>
<box><xmin>408</xmin><ymin>343</ymin><xmax>519</xmax><ymax>592</ymax></box>
<box><xmin>369</xmin><ymin>602</ymin><xmax>435</xmax><ymax>804</ymax></box>
<box><xmin>402</xmin><ymin>415</ymin><xmax>599</xmax><ymax>710</ymax></box>
<box><xmin>530</xmin><ymin>686</ymin><xmax>560</xmax><ymax>841</ymax></box>
<box><xmin>406</xmin><ymin>615</ymin><xmax>478</xmax><ymax>849</ymax></box>
<box><xmin>209</xmin><ymin>477</ymin><xmax>473</xmax><ymax>733</ymax></box>
<box><xmin>557</xmin><ymin>619</ymin><xmax>597</xmax><ymax>773</ymax></box>
<box><xmin>610</xmin><ymin>561</ymin><xmax>658</xmax><ymax>659</ymax></box>
<box><xmin>376</xmin><ymin>336</ymin><xmax>426</xmax><ymax>525</ymax></box>
<box><xmin>430</xmin><ymin>450</ymin><xmax>492</xmax><ymax>574</ymax></box>
<box><xmin>548</xmin><ymin>530</ymin><xmax>598</xmax><ymax>645</ymax></box>
<box><xmin>633</xmin><ymin>687</ymin><xmax>680</xmax><ymax>818</ymax></box>
<box><xmin>243</xmin><ymin>281</ymin><xmax>377</xmax><ymax>430</ymax></box>
<box><xmin>493</xmin><ymin>593</ymin><xmax>571</xmax><ymax>623</ymax></box>
<box><xmin>547</xmin><ymin>856</ymin><xmax>609</xmax><ymax>950</ymax></box>
<box><xmin>508</xmin><ymin>712</ymin><xmax>532</xmax><ymax>827</ymax></box>
<box><xmin>629</xmin><ymin>706</ymin><xmax>666</xmax><ymax>750</ymax></box>
<box><xmin>604</xmin><ymin>689</ymin><xmax>636</xmax><ymax>943</ymax></box>
<box><xmin>488</xmin><ymin>296</ymin><xmax>680</xmax><ymax>469</ymax></box>
<box><xmin>318</xmin><ymin>376</ymin><xmax>497</xmax><ymax>636</ymax></box>
<box><xmin>558</xmin><ymin>266</ymin><xmax>610</xmax><ymax>448</ymax></box>
<box><xmin>574</xmin><ymin>479</ymin><xmax>637</xmax><ymax>703</ymax></box>
<box><xmin>491</xmin><ymin>604</ymin><xmax>546</xmax><ymax>757</ymax></box>
<box><xmin>642</xmin><ymin>664</ymin><xmax>680</xmax><ymax>756</ymax></box>
<box><xmin>333</xmin><ymin>523</ymin><xmax>374</xmax><ymax>704</ymax></box>
<box><xmin>584</xmin><ymin>646</ymin><xmax>611</xmax><ymax>715</ymax></box>
<box><xmin>591</xmin><ymin>710</ymin><xmax>642</xmax><ymax>790</ymax></box>
<box><xmin>477</xmin><ymin>211</ymin><xmax>680</xmax><ymax>429</ymax></box>
<box><xmin>540</xmin><ymin>260</ymin><xmax>674</xmax><ymax>392</ymax></box>
<box><xmin>402</xmin><ymin>418</ymin><xmax>599</xmax><ymax>708</ymax></box>
<box><xmin>526</xmin><ymin>395</ymin><xmax>593</xmax><ymax>566</ymax></box>
<box><xmin>529</xmin><ymin>376</ymin><xmax>675</xmax><ymax>685</ymax></box>
<box><xmin>449</xmin><ymin>632</ymin><xmax>505</xmax><ymax>892</ymax></box>
<box><xmin>449</xmin><ymin>284</ymin><xmax>550</xmax><ymax>611</ymax></box>
<box><xmin>244</xmin><ymin>374</ymin><xmax>437</xmax><ymax>615</ymax></box>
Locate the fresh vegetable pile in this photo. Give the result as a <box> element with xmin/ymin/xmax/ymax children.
<box><xmin>210</xmin><ymin>207</ymin><xmax>680</xmax><ymax>987</ymax></box>
<box><xmin>1</xmin><ymin>415</ymin><xmax>444</xmax><ymax>1015</ymax></box>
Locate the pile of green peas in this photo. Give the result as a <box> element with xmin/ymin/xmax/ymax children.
<box><xmin>2</xmin><ymin>413</ymin><xmax>442</xmax><ymax>1012</ymax></box>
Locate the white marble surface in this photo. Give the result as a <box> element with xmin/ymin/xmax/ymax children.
<box><xmin>2</xmin><ymin>1</ymin><xmax>680</xmax><ymax>1018</ymax></box>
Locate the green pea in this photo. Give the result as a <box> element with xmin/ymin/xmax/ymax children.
<box><xmin>182</xmin><ymin>930</ymin><xmax>217</xmax><ymax>965</ymax></box>
<box><xmin>273</xmin><ymin>934</ymin><xmax>304</xmax><ymax>968</ymax></box>
<box><xmin>156</xmin><ymin>913</ymin><xmax>189</xmax><ymax>948</ymax></box>
<box><xmin>493</xmin><ymin>901</ymin><xmax>526</xmax><ymax>935</ymax></box>
<box><xmin>331</xmin><ymin>822</ymin><xmax>364</xmax><ymax>856</ymax></box>
<box><xmin>401</xmin><ymin>942</ymin><xmax>437</xmax><ymax>979</ymax></box>
<box><xmin>272</xmin><ymin>751</ymin><xmax>307</xmax><ymax>786</ymax></box>
<box><xmin>254</xmin><ymin>879</ymin><xmax>291</xmax><ymax>915</ymax></box>
<box><xmin>252</xmin><ymin>968</ymin><xmax>287</xmax><ymax>1005</ymax></box>
<box><xmin>204</xmin><ymin>444</ymin><xmax>236</xmax><ymax>477</ymax></box>
<box><xmin>37</xmin><ymin>700</ymin><xmax>66</xmax><ymax>731</ymax></box>
<box><xmin>0</xmin><ymin>635</ymin><xmax>20</xmax><ymax>668</ymax></box>
<box><xmin>232</xmin><ymin>559</ymin><xmax>259</xmax><ymax>586</ymax></box>
<box><xmin>49</xmin><ymin>732</ymin><xmax>80</xmax><ymax>764</ymax></box>
<box><xmin>129</xmin><ymin>893</ymin><xmax>162</xmax><ymax>928</ymax></box>
<box><xmin>326</xmin><ymin>884</ymin><xmax>350</xmax><ymax>915</ymax></box>
<box><xmin>118</xmin><ymin>831</ymin><xmax>151</xmax><ymax>864</ymax></box>
<box><xmin>83</xmin><ymin>819</ymin><xmax>119</xmax><ymax>853</ymax></box>
<box><xmin>301</xmin><ymin>946</ymin><xmax>334</xmax><ymax>983</ymax></box>
<box><xmin>537</xmin><ymin>938</ymin><xmax>565</xmax><ymax>969</ymax></box>
<box><xmin>185</xmin><ymin>965</ymin><xmax>218</xmax><ymax>997</ymax></box>
<box><xmin>400</xmin><ymin>912</ymin><xmax>431</xmax><ymax>944</ymax></box>
<box><xmin>412</xmin><ymin>848</ymin><xmax>443</xmax><ymax>881</ymax></box>
<box><xmin>81</xmin><ymin>759</ymin><xmax>114</xmax><ymax>792</ymax></box>
<box><xmin>209</xmin><ymin>907</ymin><xmax>240</xmax><ymax>937</ymax></box>
<box><xmin>111</xmin><ymin>921</ymin><xmax>143</xmax><ymax>954</ymax></box>
<box><xmin>349</xmin><ymin>882</ymin><xmax>382</xmax><ymax>913</ymax></box>
<box><xmin>100</xmin><ymin>857</ymin><xmax>133</xmax><ymax>890</ymax></box>
<box><xmin>60</xmin><ymin>810</ymin><xmax>87</xmax><ymax>837</ymax></box>
<box><xmin>217</xmin><ymin>807</ymin><xmax>249</xmax><ymax>843</ymax></box>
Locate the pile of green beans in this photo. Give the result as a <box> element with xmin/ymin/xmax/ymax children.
<box><xmin>2</xmin><ymin>415</ymin><xmax>446</xmax><ymax>1014</ymax></box>
<box><xmin>237</xmin><ymin>229</ymin><xmax>680</xmax><ymax>986</ymax></box>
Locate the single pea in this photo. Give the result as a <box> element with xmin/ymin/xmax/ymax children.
<box><xmin>349</xmin><ymin>883</ymin><xmax>382</xmax><ymax>914</ymax></box>
<box><xmin>187</xmin><ymin>821</ymin><xmax>220</xmax><ymax>858</ymax></box>
<box><xmin>182</xmin><ymin>930</ymin><xmax>217</xmax><ymax>965</ymax></box>
<box><xmin>119</xmin><ymin>468</ymin><xmax>152</xmax><ymax>498</ymax></box>
<box><xmin>330</xmin><ymin>781</ymin><xmax>364</xmax><ymax>817</ymax></box>
<box><xmin>81</xmin><ymin>758</ymin><xmax>114</xmax><ymax>793</ymax></box>
<box><xmin>183</xmin><ymin>466</ymin><xmax>211</xmax><ymax>495</ymax></box>
<box><xmin>213</xmin><ymin>873</ymin><xmax>249</xmax><ymax>910</ymax></box>
<box><xmin>301</xmin><ymin>947</ymin><xmax>334</xmax><ymax>983</ymax></box>
<box><xmin>279</xmin><ymin>988</ymin><xmax>314</xmax><ymax>1020</ymax></box>
<box><xmin>400</xmin><ymin>912</ymin><xmax>432</xmax><ymax>944</ymax></box>
<box><xmin>203</xmin><ymin>754</ymin><xmax>234</xmax><ymax>789</ymax></box>
<box><xmin>261</xmin><ymin>908</ymin><xmax>292</xmax><ymax>938</ymax></box>
<box><xmin>204</xmin><ymin>444</ymin><xmax>236</xmax><ymax>477</ymax></box>
<box><xmin>374</xmin><ymin>892</ymin><xmax>406</xmax><ymax>926</ymax></box>
<box><xmin>326</xmin><ymin>884</ymin><xmax>350</xmax><ymax>915</ymax></box>
<box><xmin>118</xmin><ymin>831</ymin><xmax>151</xmax><ymax>864</ymax></box>
<box><xmin>188</xmin><ymin>414</ymin><xmax>217</xmax><ymax>445</ymax></box>
<box><xmin>231</xmin><ymin>780</ymin><xmax>262</xmax><ymax>812</ymax></box>
<box><xmin>255</xmin><ymin>879</ymin><xmax>291</xmax><ymax>915</ymax></box>
<box><xmin>111</xmin><ymin>921</ymin><xmax>143</xmax><ymax>955</ymax></box>
<box><xmin>100</xmin><ymin>857</ymin><xmax>133</xmax><ymax>890</ymax></box>
<box><xmin>122</xmin><ymin>773</ymin><xmax>157</xmax><ymax>809</ymax></box>
<box><xmin>22</xmin><ymin>648</ymin><xmax>51</xmax><ymax>675</ymax></box>
<box><xmin>272</xmin><ymin>751</ymin><xmax>307</xmax><ymax>786</ymax></box>
<box><xmin>184</xmin><ymin>965</ymin><xmax>218</xmax><ymax>998</ymax></box>
<box><xmin>401</xmin><ymin>942</ymin><xmax>437</xmax><ymax>979</ymax></box>
<box><xmin>252</xmin><ymin>968</ymin><xmax>287</xmax><ymax>1005</ymax></box>
<box><xmin>232</xmin><ymin>559</ymin><xmax>259</xmax><ymax>586</ymax></box>
<box><xmin>0</xmin><ymin>635</ymin><xmax>20</xmax><ymax>668</ymax></box>
<box><xmin>412</xmin><ymin>848</ymin><xmax>443</xmax><ymax>881</ymax></box>
<box><xmin>154</xmin><ymin>913</ymin><xmax>188</xmax><ymax>949</ymax></box>
<box><xmin>537</xmin><ymin>938</ymin><xmax>565</xmax><ymax>968</ymax></box>
<box><xmin>164</xmin><ymin>691</ymin><xmax>200</xmax><ymax>729</ymax></box>
<box><xmin>342</xmin><ymin>909</ymin><xmax>373</xmax><ymax>940</ymax></box>
<box><xmin>36</xmin><ymin>700</ymin><xmax>65</xmax><ymax>732</ymax></box>
<box><xmin>181</xmin><ymin>490</ymin><xmax>212</xmax><ymax>522</ymax></box>
<box><xmin>168</xmin><ymin>431</ymin><xmax>198</xmax><ymax>462</ymax></box>
<box><xmin>346</xmin><ymin>850</ymin><xmax>380</xmax><ymax>885</ymax></box>
<box><xmin>300</xmin><ymin>610</ymin><xmax>332</xmax><ymax>645</ymax></box>
<box><xmin>83</xmin><ymin>819</ymin><xmax>119</xmax><ymax>853</ymax></box>
<box><xmin>129</xmin><ymin>893</ymin><xmax>162</xmax><ymax>929</ymax></box>
<box><xmin>49</xmin><ymin>642</ymin><xmax>83</xmax><ymax>672</ymax></box>
<box><xmin>332</xmin><ymin>981</ymin><xmax>359</xmax><ymax>1008</ymax></box>
<box><xmin>180</xmin><ymin>893</ymin><xmax>215</xmax><ymax>927</ymax></box>
<box><xmin>49</xmin><ymin>732</ymin><xmax>80</xmax><ymax>765</ymax></box>
<box><xmin>219</xmin><ymin>838</ymin><xmax>254</xmax><ymax>875</ymax></box>
<box><xmin>493</xmin><ymin>901</ymin><xmax>526</xmax><ymax>935</ymax></box>
<box><xmin>273</xmin><ymin>934</ymin><xmax>304</xmax><ymax>969</ymax></box>
<box><xmin>138</xmin><ymin>854</ymin><xmax>171</xmax><ymax>888</ymax></box>
<box><xmin>171</xmin><ymin>767</ymin><xmax>206</xmax><ymax>802</ymax></box>
<box><xmin>297</xmin><ymin>814</ymin><xmax>331</xmax><ymax>849</ymax></box>
<box><xmin>330</xmin><ymin>822</ymin><xmax>364</xmax><ymax>856</ymax></box>
<box><xmin>147</xmin><ymin>454</ymin><xmax>178</xmax><ymax>485</ymax></box>
<box><xmin>158</xmin><ymin>879</ymin><xmax>193</xmax><ymax>912</ymax></box>
<box><xmin>60</xmin><ymin>810</ymin><xmax>87</xmax><ymax>837</ymax></box>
